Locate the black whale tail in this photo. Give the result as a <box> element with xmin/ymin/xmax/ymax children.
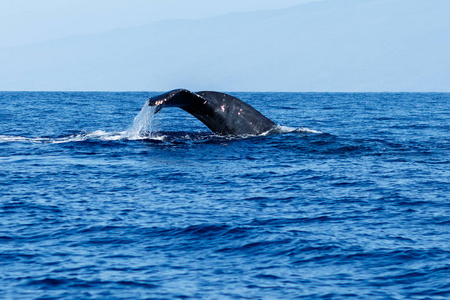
<box><xmin>148</xmin><ymin>89</ymin><xmax>276</xmax><ymax>136</ymax></box>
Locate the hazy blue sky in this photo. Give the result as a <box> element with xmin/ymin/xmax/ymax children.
<box><xmin>1</xmin><ymin>0</ymin><xmax>448</xmax><ymax>91</ymax></box>
<box><xmin>0</xmin><ymin>0</ymin><xmax>317</xmax><ymax>48</ymax></box>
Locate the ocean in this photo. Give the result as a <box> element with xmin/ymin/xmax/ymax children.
<box><xmin>1</xmin><ymin>92</ymin><xmax>449</xmax><ymax>299</ymax></box>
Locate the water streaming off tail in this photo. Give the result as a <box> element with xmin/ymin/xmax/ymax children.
<box><xmin>126</xmin><ymin>99</ymin><xmax>157</xmax><ymax>139</ymax></box>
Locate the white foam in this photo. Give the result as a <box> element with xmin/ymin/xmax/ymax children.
<box><xmin>273</xmin><ymin>125</ymin><xmax>322</xmax><ymax>134</ymax></box>
<box><xmin>50</xmin><ymin>130</ymin><xmax>126</xmax><ymax>144</ymax></box>
<box><xmin>0</xmin><ymin>130</ymin><xmax>165</xmax><ymax>145</ymax></box>
<box><xmin>0</xmin><ymin>135</ymin><xmax>33</xmax><ymax>143</ymax></box>
<box><xmin>294</xmin><ymin>127</ymin><xmax>322</xmax><ymax>134</ymax></box>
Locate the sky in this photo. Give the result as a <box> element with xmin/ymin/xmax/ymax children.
<box><xmin>1</xmin><ymin>0</ymin><xmax>448</xmax><ymax>92</ymax></box>
<box><xmin>0</xmin><ymin>0</ymin><xmax>317</xmax><ymax>48</ymax></box>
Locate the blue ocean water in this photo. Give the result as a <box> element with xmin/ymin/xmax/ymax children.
<box><xmin>0</xmin><ymin>92</ymin><xmax>449</xmax><ymax>299</ymax></box>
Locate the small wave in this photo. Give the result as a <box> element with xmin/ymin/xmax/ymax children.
<box><xmin>0</xmin><ymin>127</ymin><xmax>320</xmax><ymax>145</ymax></box>
<box><xmin>0</xmin><ymin>126</ymin><xmax>320</xmax><ymax>145</ymax></box>
<box><xmin>0</xmin><ymin>131</ymin><xmax>165</xmax><ymax>144</ymax></box>
<box><xmin>0</xmin><ymin>134</ymin><xmax>48</xmax><ymax>144</ymax></box>
<box><xmin>53</xmin><ymin>130</ymin><xmax>127</xmax><ymax>143</ymax></box>
<box><xmin>272</xmin><ymin>125</ymin><xmax>322</xmax><ymax>134</ymax></box>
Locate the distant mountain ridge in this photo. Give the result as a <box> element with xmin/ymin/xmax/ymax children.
<box><xmin>1</xmin><ymin>0</ymin><xmax>449</xmax><ymax>92</ymax></box>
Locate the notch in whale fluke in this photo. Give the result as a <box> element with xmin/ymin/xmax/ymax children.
<box><xmin>148</xmin><ymin>89</ymin><xmax>276</xmax><ymax>136</ymax></box>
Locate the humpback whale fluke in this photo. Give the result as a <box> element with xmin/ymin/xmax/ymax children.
<box><xmin>148</xmin><ymin>89</ymin><xmax>277</xmax><ymax>136</ymax></box>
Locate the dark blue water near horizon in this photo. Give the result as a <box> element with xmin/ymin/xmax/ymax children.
<box><xmin>1</xmin><ymin>92</ymin><xmax>449</xmax><ymax>299</ymax></box>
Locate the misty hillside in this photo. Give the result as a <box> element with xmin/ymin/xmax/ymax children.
<box><xmin>0</xmin><ymin>0</ymin><xmax>449</xmax><ymax>91</ymax></box>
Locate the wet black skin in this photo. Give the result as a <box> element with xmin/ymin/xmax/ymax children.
<box><xmin>148</xmin><ymin>89</ymin><xmax>276</xmax><ymax>136</ymax></box>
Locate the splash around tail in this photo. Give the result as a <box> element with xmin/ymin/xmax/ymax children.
<box><xmin>125</xmin><ymin>99</ymin><xmax>157</xmax><ymax>139</ymax></box>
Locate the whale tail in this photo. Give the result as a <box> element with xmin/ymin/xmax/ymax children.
<box><xmin>148</xmin><ymin>89</ymin><xmax>276</xmax><ymax>136</ymax></box>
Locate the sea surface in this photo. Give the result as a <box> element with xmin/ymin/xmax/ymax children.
<box><xmin>0</xmin><ymin>92</ymin><xmax>449</xmax><ymax>299</ymax></box>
